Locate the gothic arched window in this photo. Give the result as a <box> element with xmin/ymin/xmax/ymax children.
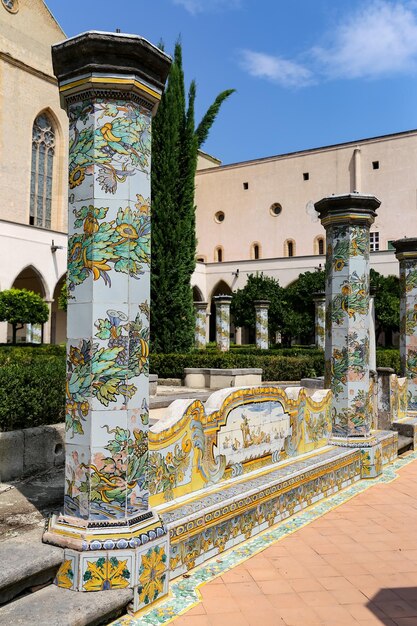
<box><xmin>30</xmin><ymin>113</ymin><xmax>55</xmax><ymax>229</ymax></box>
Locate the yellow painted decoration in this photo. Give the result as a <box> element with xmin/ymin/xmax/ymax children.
<box><xmin>83</xmin><ymin>557</ymin><xmax>131</xmax><ymax>591</ymax></box>
<box><xmin>56</xmin><ymin>559</ymin><xmax>74</xmax><ymax>589</ymax></box>
<box><xmin>138</xmin><ymin>544</ymin><xmax>167</xmax><ymax>605</ymax></box>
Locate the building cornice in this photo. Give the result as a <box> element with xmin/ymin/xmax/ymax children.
<box><xmin>0</xmin><ymin>51</ymin><xmax>57</xmax><ymax>85</ymax></box>
<box><xmin>196</xmin><ymin>128</ymin><xmax>417</xmax><ymax>175</ymax></box>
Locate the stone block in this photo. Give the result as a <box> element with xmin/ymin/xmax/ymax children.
<box><xmin>0</xmin><ymin>430</ymin><xmax>24</xmax><ymax>483</ymax></box>
<box><xmin>23</xmin><ymin>424</ymin><xmax>65</xmax><ymax>477</ymax></box>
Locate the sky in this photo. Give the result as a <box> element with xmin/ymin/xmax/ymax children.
<box><xmin>46</xmin><ymin>0</ymin><xmax>417</xmax><ymax>165</ymax></box>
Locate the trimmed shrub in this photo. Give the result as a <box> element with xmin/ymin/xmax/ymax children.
<box><xmin>150</xmin><ymin>352</ymin><xmax>324</xmax><ymax>381</ymax></box>
<box><xmin>376</xmin><ymin>349</ymin><xmax>401</xmax><ymax>375</ymax></box>
<box><xmin>0</xmin><ymin>357</ymin><xmax>65</xmax><ymax>431</ymax></box>
<box><xmin>0</xmin><ymin>345</ymin><xmax>66</xmax><ymax>431</ymax></box>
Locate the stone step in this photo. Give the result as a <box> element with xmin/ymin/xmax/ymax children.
<box><xmin>0</xmin><ymin>529</ymin><xmax>63</xmax><ymax>605</ymax></box>
<box><xmin>0</xmin><ymin>584</ymin><xmax>132</xmax><ymax>626</ymax></box>
<box><xmin>397</xmin><ymin>434</ymin><xmax>414</xmax><ymax>455</ymax></box>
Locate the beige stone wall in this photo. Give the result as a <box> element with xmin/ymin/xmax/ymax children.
<box><xmin>0</xmin><ymin>0</ymin><xmax>68</xmax><ymax>231</ymax></box>
<box><xmin>195</xmin><ymin>132</ymin><xmax>417</xmax><ymax>263</ymax></box>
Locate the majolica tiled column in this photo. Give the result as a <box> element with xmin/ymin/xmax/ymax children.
<box><xmin>254</xmin><ymin>300</ymin><xmax>270</xmax><ymax>350</ymax></box>
<box><xmin>315</xmin><ymin>194</ymin><xmax>383</xmax><ymax>477</ymax></box>
<box><xmin>194</xmin><ymin>301</ymin><xmax>208</xmax><ymax>350</ymax></box>
<box><xmin>214</xmin><ymin>295</ymin><xmax>232</xmax><ymax>352</ymax></box>
<box><xmin>369</xmin><ymin>290</ymin><xmax>377</xmax><ymax>372</ymax></box>
<box><xmin>312</xmin><ymin>292</ymin><xmax>325</xmax><ymax>350</ymax></box>
<box><xmin>393</xmin><ymin>238</ymin><xmax>417</xmax><ymax>411</ymax></box>
<box><xmin>43</xmin><ymin>32</ymin><xmax>171</xmax><ymax>612</ymax></box>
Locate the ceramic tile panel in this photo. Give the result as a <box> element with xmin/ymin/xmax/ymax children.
<box><xmin>133</xmin><ymin>537</ymin><xmax>169</xmax><ymax>612</ymax></box>
<box><xmin>194</xmin><ymin>302</ymin><xmax>208</xmax><ymax>350</ymax></box>
<box><xmin>64</xmin><ymin>443</ymin><xmax>91</xmax><ymax>519</ymax></box>
<box><xmin>80</xmin><ymin>551</ymin><xmax>134</xmax><ymax>591</ymax></box>
<box><xmin>55</xmin><ymin>551</ymin><xmax>79</xmax><ymax>591</ymax></box>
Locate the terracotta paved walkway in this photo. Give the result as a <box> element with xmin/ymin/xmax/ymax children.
<box><xmin>171</xmin><ymin>455</ymin><xmax>417</xmax><ymax>626</ymax></box>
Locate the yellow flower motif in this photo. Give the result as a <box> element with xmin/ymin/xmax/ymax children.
<box><xmin>166</xmin><ymin>452</ymin><xmax>173</xmax><ymax>465</ymax></box>
<box><xmin>138</xmin><ymin>546</ymin><xmax>167</xmax><ymax>604</ymax></box>
<box><xmin>83</xmin><ymin>557</ymin><xmax>130</xmax><ymax>592</ymax></box>
<box><xmin>135</xmin><ymin>194</ymin><xmax>150</xmax><ymax>215</ymax></box>
<box><xmin>56</xmin><ymin>559</ymin><xmax>74</xmax><ymax>589</ymax></box>
<box><xmin>334</xmin><ymin>259</ymin><xmax>345</xmax><ymax>271</ymax></box>
<box><xmin>116</xmin><ymin>223</ymin><xmax>139</xmax><ymax>240</ymax></box>
<box><xmin>69</xmin><ymin>165</ymin><xmax>86</xmax><ymax>189</ymax></box>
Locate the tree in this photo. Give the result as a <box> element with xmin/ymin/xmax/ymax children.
<box><xmin>231</xmin><ymin>273</ymin><xmax>285</xmax><ymax>342</ymax></box>
<box><xmin>282</xmin><ymin>270</ymin><xmax>325</xmax><ymax>345</ymax></box>
<box><xmin>151</xmin><ymin>41</ymin><xmax>234</xmax><ymax>353</ymax></box>
<box><xmin>0</xmin><ymin>289</ymin><xmax>49</xmax><ymax>344</ymax></box>
<box><xmin>370</xmin><ymin>269</ymin><xmax>400</xmax><ymax>344</ymax></box>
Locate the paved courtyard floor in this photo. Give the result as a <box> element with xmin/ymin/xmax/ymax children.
<box><xmin>114</xmin><ymin>451</ymin><xmax>417</xmax><ymax>626</ymax></box>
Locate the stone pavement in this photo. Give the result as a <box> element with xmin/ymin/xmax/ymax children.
<box><xmin>171</xmin><ymin>452</ymin><xmax>417</xmax><ymax>626</ymax></box>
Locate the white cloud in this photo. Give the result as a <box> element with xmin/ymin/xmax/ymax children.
<box><xmin>173</xmin><ymin>0</ymin><xmax>241</xmax><ymax>15</ymax></box>
<box><xmin>314</xmin><ymin>1</ymin><xmax>417</xmax><ymax>79</ymax></box>
<box><xmin>239</xmin><ymin>50</ymin><xmax>314</xmax><ymax>88</ymax></box>
<box><xmin>239</xmin><ymin>1</ymin><xmax>417</xmax><ymax>88</ymax></box>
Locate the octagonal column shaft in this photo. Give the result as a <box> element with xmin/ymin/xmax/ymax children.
<box><xmin>393</xmin><ymin>238</ymin><xmax>417</xmax><ymax>410</ymax></box>
<box><xmin>254</xmin><ymin>300</ymin><xmax>270</xmax><ymax>350</ymax></box>
<box><xmin>215</xmin><ymin>295</ymin><xmax>232</xmax><ymax>352</ymax></box>
<box><xmin>44</xmin><ymin>33</ymin><xmax>173</xmax><ymax>609</ymax></box>
<box><xmin>315</xmin><ymin>194</ymin><xmax>380</xmax><ymax>438</ymax></box>
<box><xmin>312</xmin><ymin>292</ymin><xmax>325</xmax><ymax>350</ymax></box>
<box><xmin>194</xmin><ymin>301</ymin><xmax>208</xmax><ymax>350</ymax></box>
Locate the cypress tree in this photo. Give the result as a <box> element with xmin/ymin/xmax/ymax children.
<box><xmin>151</xmin><ymin>42</ymin><xmax>234</xmax><ymax>353</ymax></box>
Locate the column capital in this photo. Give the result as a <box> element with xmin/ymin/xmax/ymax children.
<box><xmin>52</xmin><ymin>31</ymin><xmax>171</xmax><ymax>112</ymax></box>
<box><xmin>315</xmin><ymin>193</ymin><xmax>380</xmax><ymax>229</ymax></box>
<box><xmin>312</xmin><ymin>291</ymin><xmax>325</xmax><ymax>302</ymax></box>
<box><xmin>254</xmin><ymin>299</ymin><xmax>270</xmax><ymax>308</ymax></box>
<box><xmin>194</xmin><ymin>301</ymin><xmax>208</xmax><ymax>309</ymax></box>
<box><xmin>393</xmin><ymin>238</ymin><xmax>417</xmax><ymax>261</ymax></box>
<box><xmin>214</xmin><ymin>295</ymin><xmax>232</xmax><ymax>305</ymax></box>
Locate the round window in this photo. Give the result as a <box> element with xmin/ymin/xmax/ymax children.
<box><xmin>270</xmin><ymin>203</ymin><xmax>282</xmax><ymax>216</ymax></box>
<box><xmin>215</xmin><ymin>211</ymin><xmax>225</xmax><ymax>223</ymax></box>
<box><xmin>2</xmin><ymin>0</ymin><xmax>19</xmax><ymax>13</ymax></box>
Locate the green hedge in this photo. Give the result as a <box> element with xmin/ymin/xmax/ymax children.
<box><xmin>376</xmin><ymin>349</ymin><xmax>401</xmax><ymax>375</ymax></box>
<box><xmin>150</xmin><ymin>352</ymin><xmax>324</xmax><ymax>381</ymax></box>
<box><xmin>0</xmin><ymin>346</ymin><xmax>66</xmax><ymax>431</ymax></box>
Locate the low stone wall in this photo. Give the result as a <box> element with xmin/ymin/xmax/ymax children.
<box><xmin>0</xmin><ymin>424</ymin><xmax>65</xmax><ymax>483</ymax></box>
<box><xmin>184</xmin><ymin>368</ymin><xmax>262</xmax><ymax>389</ymax></box>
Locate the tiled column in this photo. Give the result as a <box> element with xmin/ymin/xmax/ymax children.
<box><xmin>369</xmin><ymin>289</ymin><xmax>376</xmax><ymax>372</ymax></box>
<box><xmin>315</xmin><ymin>194</ymin><xmax>383</xmax><ymax>477</ymax></box>
<box><xmin>215</xmin><ymin>295</ymin><xmax>232</xmax><ymax>352</ymax></box>
<box><xmin>312</xmin><ymin>292</ymin><xmax>325</xmax><ymax>350</ymax></box>
<box><xmin>254</xmin><ymin>300</ymin><xmax>270</xmax><ymax>350</ymax></box>
<box><xmin>194</xmin><ymin>302</ymin><xmax>208</xmax><ymax>350</ymax></box>
<box><xmin>393</xmin><ymin>238</ymin><xmax>417</xmax><ymax>411</ymax></box>
<box><xmin>43</xmin><ymin>32</ymin><xmax>172</xmax><ymax>611</ymax></box>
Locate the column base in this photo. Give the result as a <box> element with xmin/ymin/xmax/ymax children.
<box><xmin>44</xmin><ymin>510</ymin><xmax>169</xmax><ymax>613</ymax></box>
<box><xmin>329</xmin><ymin>435</ymin><xmax>383</xmax><ymax>478</ymax></box>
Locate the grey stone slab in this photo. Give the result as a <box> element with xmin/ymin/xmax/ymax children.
<box><xmin>0</xmin><ymin>529</ymin><xmax>63</xmax><ymax>604</ymax></box>
<box><xmin>0</xmin><ymin>430</ymin><xmax>24</xmax><ymax>483</ymax></box>
<box><xmin>0</xmin><ymin>584</ymin><xmax>132</xmax><ymax>626</ymax></box>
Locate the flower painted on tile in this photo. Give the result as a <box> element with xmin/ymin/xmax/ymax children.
<box><xmin>83</xmin><ymin>556</ymin><xmax>131</xmax><ymax>591</ymax></box>
<box><xmin>69</xmin><ymin>99</ymin><xmax>151</xmax><ymax>196</ymax></box>
<box><xmin>56</xmin><ymin>559</ymin><xmax>74</xmax><ymax>589</ymax></box>
<box><xmin>68</xmin><ymin>202</ymin><xmax>150</xmax><ymax>291</ymax></box>
<box><xmin>138</xmin><ymin>545</ymin><xmax>167</xmax><ymax>605</ymax></box>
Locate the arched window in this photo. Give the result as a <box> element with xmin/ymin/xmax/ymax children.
<box><xmin>313</xmin><ymin>236</ymin><xmax>325</xmax><ymax>255</ymax></box>
<box><xmin>285</xmin><ymin>239</ymin><xmax>295</xmax><ymax>257</ymax></box>
<box><xmin>251</xmin><ymin>242</ymin><xmax>261</xmax><ymax>260</ymax></box>
<box><xmin>30</xmin><ymin>113</ymin><xmax>55</xmax><ymax>229</ymax></box>
<box><xmin>215</xmin><ymin>247</ymin><xmax>223</xmax><ymax>262</ymax></box>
